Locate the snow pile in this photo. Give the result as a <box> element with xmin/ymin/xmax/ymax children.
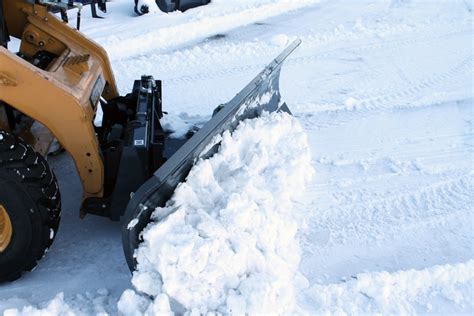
<box><xmin>3</xmin><ymin>290</ymin><xmax>116</xmax><ymax>316</ymax></box>
<box><xmin>119</xmin><ymin>111</ymin><xmax>314</xmax><ymax>314</ymax></box>
<box><xmin>303</xmin><ymin>260</ymin><xmax>474</xmax><ymax>314</ymax></box>
<box><xmin>3</xmin><ymin>294</ymin><xmax>75</xmax><ymax>316</ymax></box>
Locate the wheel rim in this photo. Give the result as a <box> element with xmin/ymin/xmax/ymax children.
<box><xmin>0</xmin><ymin>205</ymin><xmax>13</xmax><ymax>252</ymax></box>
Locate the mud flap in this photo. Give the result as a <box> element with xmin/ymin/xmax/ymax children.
<box><xmin>121</xmin><ymin>39</ymin><xmax>301</xmax><ymax>271</ymax></box>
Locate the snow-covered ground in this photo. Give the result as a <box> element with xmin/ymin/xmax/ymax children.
<box><xmin>1</xmin><ymin>0</ymin><xmax>473</xmax><ymax>314</ymax></box>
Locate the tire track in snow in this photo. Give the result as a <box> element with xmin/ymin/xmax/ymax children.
<box><xmin>161</xmin><ymin>28</ymin><xmax>471</xmax><ymax>86</ymax></box>
<box><xmin>353</xmin><ymin>56</ymin><xmax>473</xmax><ymax>111</ymax></box>
<box><xmin>299</xmin><ymin>172</ymin><xmax>473</xmax><ymax>284</ymax></box>
<box><xmin>155</xmin><ymin>27</ymin><xmax>471</xmax><ymax>119</ymax></box>
<box><xmin>305</xmin><ymin>173</ymin><xmax>473</xmax><ymax>244</ymax></box>
<box><xmin>309</xmin><ymin>132</ymin><xmax>473</xmax><ymax>163</ymax></box>
<box><xmin>294</xmin><ymin>55</ymin><xmax>472</xmax><ymax>132</ymax></box>
<box><xmin>298</xmin><ymin>96</ymin><xmax>473</xmax><ymax>284</ymax></box>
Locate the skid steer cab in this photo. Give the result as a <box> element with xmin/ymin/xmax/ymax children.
<box><xmin>0</xmin><ymin>0</ymin><xmax>300</xmax><ymax>281</ymax></box>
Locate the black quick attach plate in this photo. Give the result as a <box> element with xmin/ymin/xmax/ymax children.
<box><xmin>121</xmin><ymin>39</ymin><xmax>302</xmax><ymax>271</ymax></box>
<box><xmin>82</xmin><ymin>76</ymin><xmax>166</xmax><ymax>220</ymax></box>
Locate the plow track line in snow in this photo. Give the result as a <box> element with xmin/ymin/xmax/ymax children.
<box><xmin>297</xmin><ymin>95</ymin><xmax>471</xmax><ymax>135</ymax></box>
<box><xmin>310</xmin><ymin>134</ymin><xmax>473</xmax><ymax>164</ymax></box>
<box><xmin>288</xmin><ymin>29</ymin><xmax>471</xmax><ymax>67</ymax></box>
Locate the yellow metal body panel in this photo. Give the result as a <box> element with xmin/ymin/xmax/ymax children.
<box><xmin>0</xmin><ymin>205</ymin><xmax>13</xmax><ymax>253</ymax></box>
<box><xmin>0</xmin><ymin>0</ymin><xmax>120</xmax><ymax>199</ymax></box>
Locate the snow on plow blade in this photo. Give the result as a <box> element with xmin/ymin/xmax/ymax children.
<box><xmin>122</xmin><ymin>39</ymin><xmax>302</xmax><ymax>271</ymax></box>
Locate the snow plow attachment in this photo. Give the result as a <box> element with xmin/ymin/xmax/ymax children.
<box><xmin>122</xmin><ymin>39</ymin><xmax>302</xmax><ymax>271</ymax></box>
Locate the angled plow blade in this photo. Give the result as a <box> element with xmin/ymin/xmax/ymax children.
<box><xmin>122</xmin><ymin>39</ymin><xmax>302</xmax><ymax>271</ymax></box>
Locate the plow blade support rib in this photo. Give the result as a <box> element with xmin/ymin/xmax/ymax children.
<box><xmin>122</xmin><ymin>39</ymin><xmax>301</xmax><ymax>271</ymax></box>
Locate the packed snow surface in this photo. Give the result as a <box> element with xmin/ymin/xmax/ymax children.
<box><xmin>120</xmin><ymin>112</ymin><xmax>313</xmax><ymax>315</ymax></box>
<box><xmin>1</xmin><ymin>0</ymin><xmax>473</xmax><ymax>314</ymax></box>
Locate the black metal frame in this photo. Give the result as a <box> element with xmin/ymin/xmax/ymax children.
<box><xmin>0</xmin><ymin>0</ymin><xmax>9</xmax><ymax>48</ymax></box>
<box><xmin>47</xmin><ymin>0</ymin><xmax>107</xmax><ymax>22</ymax></box>
<box><xmin>81</xmin><ymin>76</ymin><xmax>166</xmax><ymax>220</ymax></box>
<box><xmin>90</xmin><ymin>0</ymin><xmax>106</xmax><ymax>18</ymax></box>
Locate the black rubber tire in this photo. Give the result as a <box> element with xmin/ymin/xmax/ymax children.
<box><xmin>0</xmin><ymin>130</ymin><xmax>61</xmax><ymax>282</ymax></box>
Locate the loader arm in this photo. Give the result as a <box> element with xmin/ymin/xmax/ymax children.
<box><xmin>1</xmin><ymin>0</ymin><xmax>118</xmax><ymax>199</ymax></box>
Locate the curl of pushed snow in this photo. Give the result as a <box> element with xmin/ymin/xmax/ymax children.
<box><xmin>121</xmin><ymin>112</ymin><xmax>314</xmax><ymax>314</ymax></box>
<box><xmin>303</xmin><ymin>260</ymin><xmax>474</xmax><ymax>314</ymax></box>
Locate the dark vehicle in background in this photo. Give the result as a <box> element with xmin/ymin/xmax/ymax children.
<box><xmin>135</xmin><ymin>0</ymin><xmax>211</xmax><ymax>15</ymax></box>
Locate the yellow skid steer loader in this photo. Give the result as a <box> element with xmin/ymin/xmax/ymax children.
<box><xmin>0</xmin><ymin>0</ymin><xmax>299</xmax><ymax>281</ymax></box>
